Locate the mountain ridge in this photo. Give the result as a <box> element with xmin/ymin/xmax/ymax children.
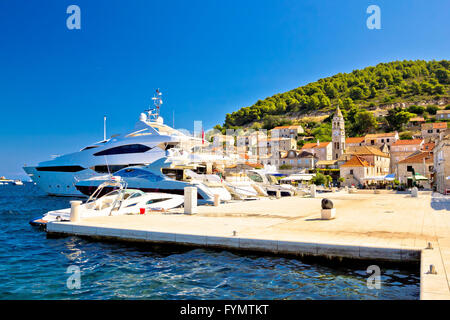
<box><xmin>215</xmin><ymin>60</ymin><xmax>450</xmax><ymax>131</ymax></box>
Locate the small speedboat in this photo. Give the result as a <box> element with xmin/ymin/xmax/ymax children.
<box><xmin>30</xmin><ymin>179</ymin><xmax>184</xmax><ymax>227</ymax></box>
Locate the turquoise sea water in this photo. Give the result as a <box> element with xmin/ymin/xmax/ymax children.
<box><xmin>0</xmin><ymin>183</ymin><xmax>419</xmax><ymax>300</ymax></box>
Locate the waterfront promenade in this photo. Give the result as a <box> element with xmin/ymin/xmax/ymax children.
<box><xmin>46</xmin><ymin>191</ymin><xmax>450</xmax><ymax>300</ymax></box>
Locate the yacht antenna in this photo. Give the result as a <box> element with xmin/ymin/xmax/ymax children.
<box><xmin>103</xmin><ymin>116</ymin><xmax>107</xmax><ymax>141</ymax></box>
<box><xmin>148</xmin><ymin>88</ymin><xmax>163</xmax><ymax>121</ymax></box>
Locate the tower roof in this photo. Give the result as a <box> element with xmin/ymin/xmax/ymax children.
<box><xmin>334</xmin><ymin>105</ymin><xmax>343</xmax><ymax>118</ymax></box>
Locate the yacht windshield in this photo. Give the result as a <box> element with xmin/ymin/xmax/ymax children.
<box><xmin>116</xmin><ymin>168</ymin><xmax>164</xmax><ymax>182</ymax></box>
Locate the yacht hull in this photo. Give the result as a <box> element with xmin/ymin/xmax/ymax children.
<box><xmin>23</xmin><ymin>166</ymin><xmax>93</xmax><ymax>197</ymax></box>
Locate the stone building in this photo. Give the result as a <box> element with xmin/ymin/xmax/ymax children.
<box><xmin>340</xmin><ymin>155</ymin><xmax>375</xmax><ymax>187</ymax></box>
<box><xmin>436</xmin><ymin>110</ymin><xmax>450</xmax><ymax>121</ymax></box>
<box><xmin>421</xmin><ymin>122</ymin><xmax>448</xmax><ymax>139</ymax></box>
<box><xmin>345</xmin><ymin>137</ymin><xmax>365</xmax><ymax>148</ymax></box>
<box><xmin>390</xmin><ymin>139</ymin><xmax>424</xmax><ymax>174</ymax></box>
<box><xmin>344</xmin><ymin>145</ymin><xmax>390</xmax><ymax>176</ymax></box>
<box><xmin>270</xmin><ymin>125</ymin><xmax>304</xmax><ymax>140</ymax></box>
<box><xmin>236</xmin><ymin>130</ymin><xmax>267</xmax><ymax>157</ymax></box>
<box><xmin>301</xmin><ymin>141</ymin><xmax>332</xmax><ymax>161</ymax></box>
<box><xmin>257</xmin><ymin>137</ymin><xmax>296</xmax><ymax>158</ymax></box>
<box><xmin>434</xmin><ymin>131</ymin><xmax>450</xmax><ymax>194</ymax></box>
<box><xmin>364</xmin><ymin>132</ymin><xmax>399</xmax><ymax>150</ymax></box>
<box><xmin>397</xmin><ymin>152</ymin><xmax>434</xmax><ymax>189</ymax></box>
<box><xmin>278</xmin><ymin>150</ymin><xmax>318</xmax><ymax>170</ymax></box>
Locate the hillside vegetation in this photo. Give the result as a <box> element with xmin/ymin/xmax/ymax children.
<box><xmin>216</xmin><ymin>60</ymin><xmax>450</xmax><ymax>132</ymax></box>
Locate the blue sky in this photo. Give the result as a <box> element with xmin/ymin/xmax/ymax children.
<box><xmin>0</xmin><ymin>0</ymin><xmax>449</xmax><ymax>178</ymax></box>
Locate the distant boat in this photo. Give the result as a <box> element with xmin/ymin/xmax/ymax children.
<box><xmin>0</xmin><ymin>177</ymin><xmax>14</xmax><ymax>185</ymax></box>
<box><xmin>14</xmin><ymin>180</ymin><xmax>23</xmax><ymax>186</ymax></box>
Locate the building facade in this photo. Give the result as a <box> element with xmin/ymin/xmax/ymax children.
<box><xmin>390</xmin><ymin>139</ymin><xmax>424</xmax><ymax>174</ymax></box>
<box><xmin>301</xmin><ymin>141</ymin><xmax>332</xmax><ymax>161</ymax></box>
<box><xmin>270</xmin><ymin>125</ymin><xmax>304</xmax><ymax>139</ymax></box>
<box><xmin>278</xmin><ymin>150</ymin><xmax>318</xmax><ymax>170</ymax></box>
<box><xmin>364</xmin><ymin>132</ymin><xmax>399</xmax><ymax>150</ymax></box>
<box><xmin>340</xmin><ymin>155</ymin><xmax>375</xmax><ymax>187</ymax></box>
<box><xmin>397</xmin><ymin>152</ymin><xmax>434</xmax><ymax>189</ymax></box>
<box><xmin>421</xmin><ymin>122</ymin><xmax>448</xmax><ymax>139</ymax></box>
<box><xmin>436</xmin><ymin>110</ymin><xmax>450</xmax><ymax>121</ymax></box>
<box><xmin>434</xmin><ymin>131</ymin><xmax>450</xmax><ymax>194</ymax></box>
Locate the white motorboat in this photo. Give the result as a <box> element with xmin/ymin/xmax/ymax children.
<box><xmin>74</xmin><ymin>157</ymin><xmax>217</xmax><ymax>205</ymax></box>
<box><xmin>14</xmin><ymin>180</ymin><xmax>23</xmax><ymax>186</ymax></box>
<box><xmin>30</xmin><ymin>179</ymin><xmax>184</xmax><ymax>227</ymax></box>
<box><xmin>23</xmin><ymin>90</ymin><xmax>206</xmax><ymax>197</ymax></box>
<box><xmin>223</xmin><ymin>174</ymin><xmax>266</xmax><ymax>200</ymax></box>
<box><xmin>246</xmin><ymin>169</ymin><xmax>295</xmax><ymax>197</ymax></box>
<box><xmin>184</xmin><ymin>170</ymin><xmax>232</xmax><ymax>201</ymax></box>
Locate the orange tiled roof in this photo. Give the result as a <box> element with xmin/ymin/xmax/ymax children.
<box><xmin>409</xmin><ymin>117</ymin><xmax>425</xmax><ymax>122</ymax></box>
<box><xmin>392</xmin><ymin>139</ymin><xmax>424</xmax><ymax>146</ymax></box>
<box><xmin>346</xmin><ymin>137</ymin><xmax>365</xmax><ymax>144</ymax></box>
<box><xmin>365</xmin><ymin>132</ymin><xmax>397</xmax><ymax>139</ymax></box>
<box><xmin>341</xmin><ymin>155</ymin><xmax>373</xmax><ymax>167</ymax></box>
<box><xmin>272</xmin><ymin>125</ymin><xmax>302</xmax><ymax>130</ymax></box>
<box><xmin>422</xmin><ymin>122</ymin><xmax>448</xmax><ymax>130</ymax></box>
<box><xmin>433</xmin><ymin>122</ymin><xmax>448</xmax><ymax>129</ymax></box>
<box><xmin>422</xmin><ymin>142</ymin><xmax>435</xmax><ymax>151</ymax></box>
<box><xmin>346</xmin><ymin>146</ymin><xmax>390</xmax><ymax>157</ymax></box>
<box><xmin>302</xmin><ymin>142</ymin><xmax>330</xmax><ymax>149</ymax></box>
<box><xmin>398</xmin><ymin>152</ymin><xmax>433</xmax><ymax>164</ymax></box>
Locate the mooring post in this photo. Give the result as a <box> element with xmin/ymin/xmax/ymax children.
<box><xmin>184</xmin><ymin>187</ymin><xmax>198</xmax><ymax>214</ymax></box>
<box><xmin>70</xmin><ymin>200</ymin><xmax>82</xmax><ymax>222</ymax></box>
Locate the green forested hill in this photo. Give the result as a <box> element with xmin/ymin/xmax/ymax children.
<box><xmin>217</xmin><ymin>60</ymin><xmax>450</xmax><ymax>131</ymax></box>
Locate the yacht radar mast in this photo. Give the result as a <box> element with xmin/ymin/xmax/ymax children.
<box><xmin>146</xmin><ymin>88</ymin><xmax>163</xmax><ymax>123</ymax></box>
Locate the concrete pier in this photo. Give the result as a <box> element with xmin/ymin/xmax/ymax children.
<box><xmin>46</xmin><ymin>191</ymin><xmax>450</xmax><ymax>300</ymax></box>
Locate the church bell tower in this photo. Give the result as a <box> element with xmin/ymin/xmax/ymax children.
<box><xmin>332</xmin><ymin>105</ymin><xmax>345</xmax><ymax>160</ymax></box>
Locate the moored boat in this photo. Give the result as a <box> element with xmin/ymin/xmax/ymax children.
<box><xmin>30</xmin><ymin>178</ymin><xmax>184</xmax><ymax>227</ymax></box>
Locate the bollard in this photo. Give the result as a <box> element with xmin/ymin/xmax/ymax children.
<box><xmin>429</xmin><ymin>264</ymin><xmax>437</xmax><ymax>275</ymax></box>
<box><xmin>310</xmin><ymin>184</ymin><xmax>316</xmax><ymax>198</ymax></box>
<box><xmin>276</xmin><ymin>190</ymin><xmax>281</xmax><ymax>199</ymax></box>
<box><xmin>70</xmin><ymin>200</ymin><xmax>82</xmax><ymax>222</ymax></box>
<box><xmin>321</xmin><ymin>198</ymin><xmax>336</xmax><ymax>220</ymax></box>
<box><xmin>411</xmin><ymin>187</ymin><xmax>418</xmax><ymax>198</ymax></box>
<box><xmin>184</xmin><ymin>187</ymin><xmax>198</xmax><ymax>214</ymax></box>
<box><xmin>214</xmin><ymin>194</ymin><xmax>220</xmax><ymax>207</ymax></box>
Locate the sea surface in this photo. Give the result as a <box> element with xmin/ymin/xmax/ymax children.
<box><xmin>0</xmin><ymin>183</ymin><xmax>420</xmax><ymax>300</ymax></box>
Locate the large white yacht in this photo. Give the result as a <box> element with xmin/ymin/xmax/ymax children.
<box><xmin>23</xmin><ymin>90</ymin><xmax>204</xmax><ymax>197</ymax></box>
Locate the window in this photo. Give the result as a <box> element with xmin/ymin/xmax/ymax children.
<box><xmin>116</xmin><ymin>168</ymin><xmax>163</xmax><ymax>182</ymax></box>
<box><xmin>147</xmin><ymin>198</ymin><xmax>172</xmax><ymax>205</ymax></box>
<box><xmin>94</xmin><ymin>144</ymin><xmax>151</xmax><ymax>156</ymax></box>
<box><xmin>36</xmin><ymin>166</ymin><xmax>85</xmax><ymax>172</ymax></box>
<box><xmin>248</xmin><ymin>173</ymin><xmax>263</xmax><ymax>183</ymax></box>
<box><xmin>350</xmin><ymin>169</ymin><xmax>354</xmax><ymax>175</ymax></box>
<box><xmin>91</xmin><ymin>164</ymin><xmax>146</xmax><ymax>174</ymax></box>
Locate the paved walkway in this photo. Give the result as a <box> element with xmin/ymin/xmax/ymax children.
<box><xmin>47</xmin><ymin>191</ymin><xmax>450</xmax><ymax>300</ymax></box>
